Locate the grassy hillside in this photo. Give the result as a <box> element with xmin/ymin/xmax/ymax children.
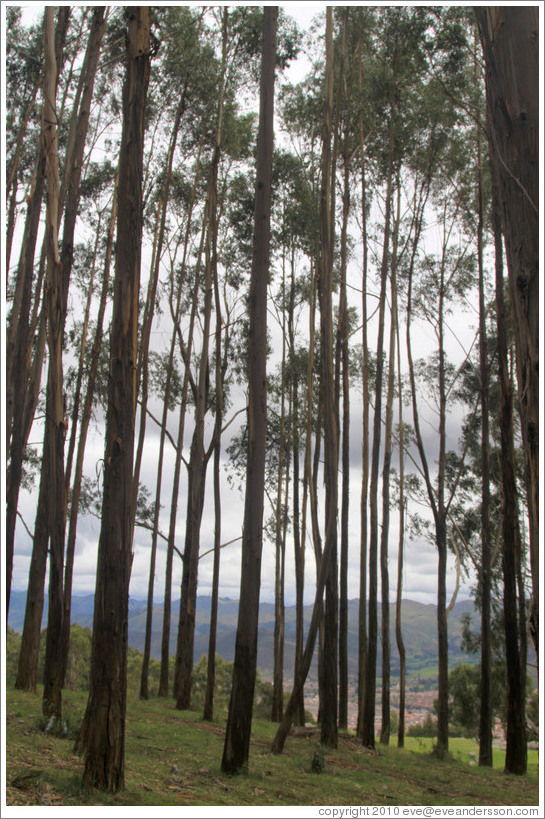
<box><xmin>5</xmin><ymin>687</ymin><xmax>539</xmax><ymax>808</ymax></box>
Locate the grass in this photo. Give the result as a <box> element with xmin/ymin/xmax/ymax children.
<box><xmin>4</xmin><ymin>687</ymin><xmax>540</xmax><ymax>808</ymax></box>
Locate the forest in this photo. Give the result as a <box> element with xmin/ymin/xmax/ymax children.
<box><xmin>4</xmin><ymin>3</ymin><xmax>539</xmax><ymax>801</ymax></box>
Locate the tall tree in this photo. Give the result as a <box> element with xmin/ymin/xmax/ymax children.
<box><xmin>379</xmin><ymin>180</ymin><xmax>402</xmax><ymax>746</ymax></box>
<box><xmin>475</xmin><ymin>80</ymin><xmax>492</xmax><ymax>768</ymax></box>
<box><xmin>317</xmin><ymin>6</ymin><xmax>339</xmax><ymax>751</ymax></box>
<box><xmin>492</xmin><ymin>179</ymin><xmax>527</xmax><ymax>776</ymax></box>
<box><xmin>221</xmin><ymin>6</ymin><xmax>277</xmax><ymax>774</ymax></box>
<box><xmin>6</xmin><ymin>6</ymin><xmax>70</xmax><ymax>624</ymax></box>
<box><xmin>337</xmin><ymin>22</ymin><xmax>351</xmax><ymax>729</ymax></box>
<box><xmin>173</xmin><ymin>68</ymin><xmax>225</xmax><ymax>710</ymax></box>
<box><xmin>474</xmin><ymin>7</ymin><xmax>539</xmax><ymax>656</ymax></box>
<box><xmin>74</xmin><ymin>8</ymin><xmax>150</xmax><ymax>791</ymax></box>
<box><xmin>40</xmin><ymin>6</ymin><xmax>66</xmax><ymax>729</ymax></box>
<box><xmin>138</xmin><ymin>93</ymin><xmax>186</xmax><ymax>701</ymax></box>
<box><xmin>361</xmin><ymin>61</ymin><xmax>395</xmax><ymax>752</ymax></box>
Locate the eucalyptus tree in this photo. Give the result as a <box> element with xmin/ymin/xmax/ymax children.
<box><xmin>271</xmin><ymin>7</ymin><xmax>340</xmax><ymax>757</ymax></box>
<box><xmin>59</xmin><ymin>173</ymin><xmax>117</xmax><ymax>691</ymax></box>
<box><xmin>75</xmin><ymin>8</ymin><xmax>151</xmax><ymax>792</ymax></box>
<box><xmin>475</xmin><ymin>8</ymin><xmax>539</xmax><ymax>657</ymax></box>
<box><xmin>360</xmin><ymin>6</ymin><xmax>405</xmax><ymax>750</ymax></box>
<box><xmin>222</xmin><ymin>6</ymin><xmax>278</xmax><ymax>774</ymax></box>
<box><xmin>40</xmin><ymin>6</ymin><xmax>66</xmax><ymax>729</ymax></box>
<box><xmin>135</xmin><ymin>5</ymin><xmax>211</xmax><ymax>701</ymax></box>
<box><xmin>173</xmin><ymin>8</ymin><xmax>265</xmax><ymax>710</ymax></box>
<box><xmin>5</xmin><ymin>6</ymin><xmax>70</xmax><ymax>624</ymax></box>
<box><xmin>491</xmin><ymin>181</ymin><xmax>528</xmax><ymax>776</ymax></box>
<box><xmin>14</xmin><ymin>7</ymin><xmax>110</xmax><ymax>694</ymax></box>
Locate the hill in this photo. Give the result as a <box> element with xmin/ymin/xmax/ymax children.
<box><xmin>8</xmin><ymin>591</ymin><xmax>477</xmax><ymax>680</ymax></box>
<box><xmin>5</xmin><ymin>687</ymin><xmax>539</xmax><ymax>807</ymax></box>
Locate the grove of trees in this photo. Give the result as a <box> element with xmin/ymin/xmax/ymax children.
<box><xmin>5</xmin><ymin>4</ymin><xmax>538</xmax><ymax>791</ymax></box>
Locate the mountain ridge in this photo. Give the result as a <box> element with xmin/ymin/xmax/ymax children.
<box><xmin>8</xmin><ymin>590</ymin><xmax>477</xmax><ymax>679</ymax></box>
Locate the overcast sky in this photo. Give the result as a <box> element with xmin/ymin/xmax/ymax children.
<box><xmin>5</xmin><ymin>2</ymin><xmax>480</xmax><ymax>612</ymax></box>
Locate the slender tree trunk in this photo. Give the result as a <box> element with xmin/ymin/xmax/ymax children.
<box><xmin>6</xmin><ymin>149</ymin><xmax>46</xmax><ymax>623</ymax></box>
<box><xmin>476</xmin><ymin>100</ymin><xmax>493</xmax><ymax>767</ymax></box>
<box><xmin>41</xmin><ymin>6</ymin><xmax>66</xmax><ymax>729</ymax></box>
<box><xmin>75</xmin><ymin>9</ymin><xmax>150</xmax><ymax>792</ymax></box>
<box><xmin>64</xmin><ymin>215</ymin><xmax>100</xmax><ymax>496</ymax></box>
<box><xmin>174</xmin><ymin>83</ymin><xmax>225</xmax><ymax>709</ymax></box>
<box><xmin>338</xmin><ymin>124</ymin><xmax>350</xmax><ymax>733</ymax></box>
<box><xmin>289</xmin><ymin>249</ymin><xmax>305</xmax><ymax>726</ymax></box>
<box><xmin>362</xmin><ymin>71</ymin><xmax>395</xmax><ymax>749</ymax></box>
<box><xmin>174</xmin><ymin>221</ymin><xmax>214</xmax><ymax>709</ymax></box>
<box><xmin>394</xmin><ymin>245</ymin><xmax>406</xmax><ymax>749</ymax></box>
<box><xmin>221</xmin><ymin>7</ymin><xmax>277</xmax><ymax>773</ymax></box>
<box><xmin>298</xmin><ymin>258</ymin><xmax>319</xmax><ymax>727</ymax></box>
<box><xmin>157</xmin><ymin>157</ymin><xmax>202</xmax><ymax>698</ymax></box>
<box><xmin>272</xmin><ymin>262</ymin><xmax>288</xmax><ymax>723</ymax></box>
<box><xmin>60</xmin><ymin>184</ymin><xmax>117</xmax><ymax>689</ymax></box>
<box><xmin>379</xmin><ymin>182</ymin><xmax>401</xmax><ymax>746</ymax></box>
<box><xmin>138</xmin><ymin>97</ymin><xmax>186</xmax><ymax>700</ymax></box>
<box><xmin>492</xmin><ymin>176</ymin><xmax>527</xmax><ymax>775</ymax></box>
<box><xmin>317</xmin><ymin>7</ymin><xmax>338</xmax><ymax>752</ymax></box>
<box><xmin>357</xmin><ymin>107</ymin><xmax>370</xmax><ymax>740</ymax></box>
<box><xmin>14</xmin><ymin>445</ymin><xmax>49</xmax><ymax>692</ymax></box>
<box><xmin>203</xmin><ymin>202</ymin><xmax>228</xmax><ymax>721</ymax></box>
<box><xmin>435</xmin><ymin>233</ymin><xmax>449</xmax><ymax>758</ymax></box>
<box><xmin>405</xmin><ymin>197</ymin><xmax>449</xmax><ymax>757</ymax></box>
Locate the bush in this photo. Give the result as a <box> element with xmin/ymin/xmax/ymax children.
<box><xmin>408</xmin><ymin>712</ymin><xmax>436</xmax><ymax>737</ymax></box>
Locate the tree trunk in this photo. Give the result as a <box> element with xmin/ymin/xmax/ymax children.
<box><xmin>394</xmin><ymin>242</ymin><xmax>406</xmax><ymax>749</ymax></box>
<box><xmin>272</xmin><ymin>263</ymin><xmax>287</xmax><ymax>723</ymax></box>
<box><xmin>317</xmin><ymin>7</ymin><xmax>338</xmax><ymax>752</ymax></box>
<box><xmin>203</xmin><ymin>201</ymin><xmax>228</xmax><ymax>720</ymax></box>
<box><xmin>173</xmin><ymin>226</ymin><xmax>213</xmax><ymax>708</ymax></box>
<box><xmin>405</xmin><ymin>194</ymin><xmax>449</xmax><ymax>758</ymax></box>
<box><xmin>379</xmin><ymin>182</ymin><xmax>401</xmax><ymax>746</ymax></box>
<box><xmin>289</xmin><ymin>249</ymin><xmax>305</xmax><ymax>727</ymax></box>
<box><xmin>41</xmin><ymin>6</ymin><xmax>66</xmax><ymax>730</ymax></box>
<box><xmin>60</xmin><ymin>183</ymin><xmax>117</xmax><ymax>689</ymax></box>
<box><xmin>138</xmin><ymin>97</ymin><xmax>186</xmax><ymax>700</ymax></box>
<box><xmin>475</xmin><ymin>6</ymin><xmax>539</xmax><ymax>656</ymax></box>
<box><xmin>338</xmin><ymin>121</ymin><xmax>350</xmax><ymax>733</ymax></box>
<box><xmin>174</xmin><ymin>88</ymin><xmax>224</xmax><ymax>710</ymax></box>
<box><xmin>14</xmin><ymin>443</ymin><xmax>49</xmax><ymax>692</ymax></box>
<box><xmin>357</xmin><ymin>100</ymin><xmax>370</xmax><ymax>740</ymax></box>
<box><xmin>6</xmin><ymin>148</ymin><xmax>46</xmax><ymax>623</ymax></box>
<box><xmin>476</xmin><ymin>97</ymin><xmax>492</xmax><ymax>767</ymax></box>
<box><xmin>75</xmin><ymin>9</ymin><xmax>150</xmax><ymax>792</ymax></box>
<box><xmin>492</xmin><ymin>175</ymin><xmax>527</xmax><ymax>775</ymax></box>
<box><xmin>157</xmin><ymin>157</ymin><xmax>202</xmax><ymax>698</ymax></box>
<box><xmin>361</xmin><ymin>72</ymin><xmax>395</xmax><ymax>749</ymax></box>
<box><xmin>221</xmin><ymin>7</ymin><xmax>277</xmax><ymax>773</ymax></box>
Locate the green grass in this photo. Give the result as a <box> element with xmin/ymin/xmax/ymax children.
<box><xmin>4</xmin><ymin>687</ymin><xmax>540</xmax><ymax>808</ymax></box>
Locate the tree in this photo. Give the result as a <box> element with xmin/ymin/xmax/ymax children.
<box><xmin>40</xmin><ymin>5</ymin><xmax>66</xmax><ymax>731</ymax></box>
<box><xmin>492</xmin><ymin>180</ymin><xmax>527</xmax><ymax>776</ymax></box>
<box><xmin>221</xmin><ymin>6</ymin><xmax>278</xmax><ymax>774</ymax></box>
<box><xmin>75</xmin><ymin>8</ymin><xmax>150</xmax><ymax>791</ymax></box>
<box><xmin>475</xmin><ymin>82</ymin><xmax>492</xmax><ymax>768</ymax></box>
<box><xmin>317</xmin><ymin>6</ymin><xmax>339</xmax><ymax>750</ymax></box>
<box><xmin>6</xmin><ymin>7</ymin><xmax>70</xmax><ymax>625</ymax></box>
<box><xmin>474</xmin><ymin>7</ymin><xmax>539</xmax><ymax>657</ymax></box>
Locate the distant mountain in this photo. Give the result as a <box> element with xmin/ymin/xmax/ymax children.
<box><xmin>8</xmin><ymin>591</ymin><xmax>477</xmax><ymax>680</ymax></box>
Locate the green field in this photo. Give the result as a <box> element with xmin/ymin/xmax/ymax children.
<box><xmin>4</xmin><ymin>687</ymin><xmax>539</xmax><ymax>809</ymax></box>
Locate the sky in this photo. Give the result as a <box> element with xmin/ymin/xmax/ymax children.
<box><xmin>3</xmin><ymin>2</ymin><xmax>484</xmax><ymax>615</ymax></box>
